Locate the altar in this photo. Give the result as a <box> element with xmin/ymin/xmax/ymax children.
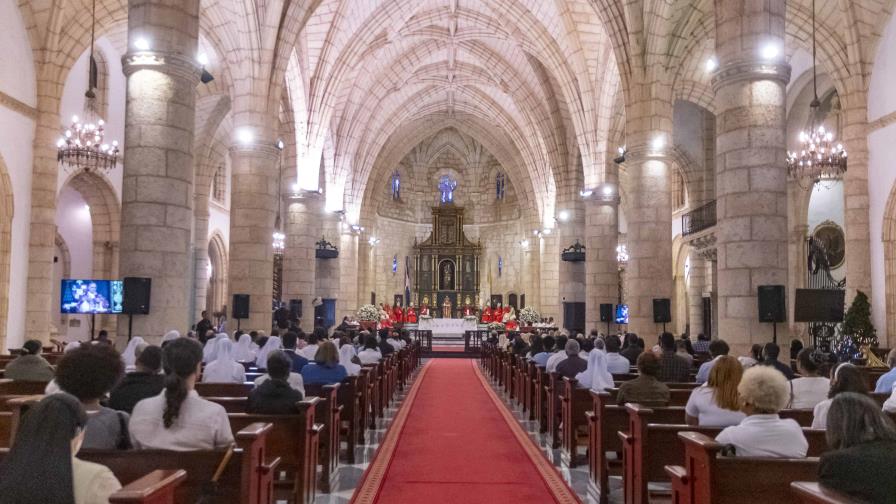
<box><xmin>418</xmin><ymin>318</ymin><xmax>478</xmax><ymax>338</ymax></box>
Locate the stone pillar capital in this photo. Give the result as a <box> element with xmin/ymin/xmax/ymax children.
<box><xmin>121</xmin><ymin>51</ymin><xmax>201</xmax><ymax>83</ymax></box>
<box><xmin>229</xmin><ymin>142</ymin><xmax>282</xmax><ymax>160</ymax></box>
<box><xmin>711</xmin><ymin>60</ymin><xmax>790</xmax><ymax>91</ymax></box>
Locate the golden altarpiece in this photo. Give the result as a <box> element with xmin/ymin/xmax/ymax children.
<box><xmin>413</xmin><ymin>204</ymin><xmax>481</xmax><ymax>318</ymax></box>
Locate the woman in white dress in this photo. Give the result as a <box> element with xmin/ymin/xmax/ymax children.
<box><xmin>339</xmin><ymin>343</ymin><xmax>362</xmax><ymax>376</ymax></box>
<box><xmin>575</xmin><ymin>349</ymin><xmax>614</xmax><ymax>391</ymax></box>
<box><xmin>202</xmin><ymin>333</ymin><xmax>228</xmax><ymax>363</ymax></box>
<box><xmin>121</xmin><ymin>337</ymin><xmax>147</xmax><ymax>371</ymax></box>
<box><xmin>685</xmin><ymin>355</ymin><xmax>746</xmax><ymax>427</ymax></box>
<box><xmin>255</xmin><ymin>336</ymin><xmax>283</xmax><ymax>370</ymax></box>
<box><xmin>232</xmin><ymin>333</ymin><xmax>257</xmax><ymax>363</ymax></box>
<box><xmin>788</xmin><ymin>348</ymin><xmax>830</xmax><ymax>409</ymax></box>
<box><xmin>202</xmin><ymin>339</ymin><xmax>246</xmax><ymax>384</ymax></box>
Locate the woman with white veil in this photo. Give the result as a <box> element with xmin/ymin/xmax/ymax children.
<box><xmin>121</xmin><ymin>337</ymin><xmax>147</xmax><ymax>371</ymax></box>
<box><xmin>576</xmin><ymin>349</ymin><xmax>615</xmax><ymax>391</ymax></box>
<box><xmin>338</xmin><ymin>343</ymin><xmax>361</xmax><ymax>376</ymax></box>
<box><xmin>202</xmin><ymin>333</ymin><xmax>228</xmax><ymax>363</ymax></box>
<box><xmin>255</xmin><ymin>336</ymin><xmax>283</xmax><ymax>370</ymax></box>
<box><xmin>160</xmin><ymin>330</ymin><xmax>179</xmax><ymax>347</ymax></box>
<box><xmin>232</xmin><ymin>333</ymin><xmax>257</xmax><ymax>362</ymax></box>
<box><xmin>202</xmin><ymin>338</ymin><xmax>246</xmax><ymax>383</ymax></box>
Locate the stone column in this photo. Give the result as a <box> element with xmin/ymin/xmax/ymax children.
<box><xmin>338</xmin><ymin>231</ymin><xmax>360</xmax><ymax>320</ymax></box>
<box><xmin>192</xmin><ymin>192</ymin><xmax>210</xmax><ymax>321</ymax></box>
<box><xmin>622</xmin><ymin>131</ymin><xmax>674</xmax><ymax>337</ymax></box>
<box><xmin>840</xmin><ymin>96</ymin><xmax>872</xmax><ymax>302</ymax></box>
<box><xmin>558</xmin><ymin>198</ymin><xmax>586</xmax><ymax>320</ymax></box>
<box><xmin>713</xmin><ymin>0</ymin><xmax>789</xmax><ymax>352</ymax></box>
<box><xmin>686</xmin><ymin>247</ymin><xmax>706</xmax><ymax>337</ymax></box>
<box><xmin>283</xmin><ymin>194</ymin><xmax>322</xmax><ymax>327</ymax></box>
<box><xmin>584</xmin><ymin>196</ymin><xmax>619</xmax><ymax>331</ymax></box>
<box><xmin>539</xmin><ymin>232</ymin><xmax>560</xmax><ymax>321</ymax></box>
<box><xmin>227</xmin><ymin>142</ymin><xmax>280</xmax><ymax>332</ymax></box>
<box><xmin>119</xmin><ymin>0</ymin><xmax>200</xmax><ymax>340</ymax></box>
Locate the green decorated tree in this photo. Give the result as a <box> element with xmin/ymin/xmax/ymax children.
<box><xmin>837</xmin><ymin>291</ymin><xmax>877</xmax><ymax>359</ymax></box>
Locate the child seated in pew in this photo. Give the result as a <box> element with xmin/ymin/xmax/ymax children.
<box><xmin>201</xmin><ymin>338</ymin><xmax>246</xmax><ymax>384</ymax></box>
<box><xmin>55</xmin><ymin>344</ymin><xmax>131</xmax><ymax>450</ymax></box>
<box><xmin>616</xmin><ymin>352</ymin><xmax>670</xmax><ymax>407</ymax></box>
<box><xmin>685</xmin><ymin>355</ymin><xmax>746</xmax><ymax>427</ymax></box>
<box><xmin>0</xmin><ymin>393</ymin><xmax>122</xmax><ymax>503</ymax></box>
<box><xmin>819</xmin><ymin>392</ymin><xmax>896</xmax><ymax>503</ymax></box>
<box><xmin>715</xmin><ymin>365</ymin><xmax>808</xmax><ymax>458</ymax></box>
<box><xmin>301</xmin><ymin>341</ymin><xmax>348</xmax><ymax>385</ymax></box>
<box><xmin>129</xmin><ymin>337</ymin><xmax>234</xmax><ymax>450</ymax></box>
<box><xmin>248</xmin><ymin>351</ymin><xmax>305</xmax><ymax>414</ymax></box>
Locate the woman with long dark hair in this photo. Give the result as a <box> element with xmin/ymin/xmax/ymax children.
<box><xmin>128</xmin><ymin>337</ymin><xmax>234</xmax><ymax>450</ymax></box>
<box><xmin>812</xmin><ymin>363</ymin><xmax>868</xmax><ymax>429</ymax></box>
<box><xmin>0</xmin><ymin>393</ymin><xmax>121</xmax><ymax>503</ymax></box>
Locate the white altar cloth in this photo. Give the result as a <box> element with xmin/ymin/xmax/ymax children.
<box><xmin>418</xmin><ymin>318</ymin><xmax>478</xmax><ymax>337</ymax></box>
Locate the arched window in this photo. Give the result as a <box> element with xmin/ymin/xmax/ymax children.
<box><xmin>672</xmin><ymin>169</ymin><xmax>687</xmax><ymax>210</ymax></box>
<box><xmin>212</xmin><ymin>166</ymin><xmax>226</xmax><ymax>203</ymax></box>
<box><xmin>391</xmin><ymin>170</ymin><xmax>401</xmax><ymax>200</ymax></box>
<box><xmin>496</xmin><ymin>172</ymin><xmax>506</xmax><ymax>200</ymax></box>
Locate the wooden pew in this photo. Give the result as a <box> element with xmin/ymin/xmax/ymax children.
<box><xmin>362</xmin><ymin>364</ymin><xmax>381</xmax><ymax>428</ymax></box>
<box><xmin>621</xmin><ymin>403</ymin><xmax>828</xmax><ymax>504</ymax></box>
<box><xmin>534</xmin><ymin>366</ymin><xmax>548</xmax><ymax>433</ymax></box>
<box><xmin>546</xmin><ymin>372</ymin><xmax>562</xmax><ymax>448</ymax></box>
<box><xmin>304</xmin><ymin>383</ymin><xmax>342</xmax><ymax>493</ymax></box>
<box><xmin>206</xmin><ymin>397</ymin><xmax>249</xmax><ymax>413</ymax></box>
<box><xmin>560</xmin><ymin>378</ymin><xmax>592</xmax><ymax>467</ymax></box>
<box><xmin>664</xmin><ymin>432</ymin><xmax>819</xmax><ymax>504</ymax></box>
<box><xmin>195</xmin><ymin>382</ymin><xmax>254</xmax><ymax>397</ymax></box>
<box><xmin>109</xmin><ymin>469</ymin><xmax>187</xmax><ymax>504</ymax></box>
<box><xmin>791</xmin><ymin>482</ymin><xmax>863</xmax><ymax>503</ymax></box>
<box><xmin>336</xmin><ymin>376</ymin><xmax>362</xmax><ymax>464</ymax></box>
<box><xmin>0</xmin><ymin>379</ymin><xmax>49</xmax><ymax>395</ymax></box>
<box><xmin>587</xmin><ymin>391</ymin><xmax>685</xmax><ymax>504</ymax></box>
<box><xmin>228</xmin><ymin>400</ymin><xmax>321</xmax><ymax>504</ymax></box>
<box><xmin>524</xmin><ymin>361</ymin><xmax>537</xmax><ymax>420</ymax></box>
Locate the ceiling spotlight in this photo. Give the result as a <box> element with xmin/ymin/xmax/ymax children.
<box><xmin>705</xmin><ymin>57</ymin><xmax>718</xmax><ymax>72</ymax></box>
<box><xmin>602</xmin><ymin>185</ymin><xmax>614</xmax><ymax>196</ymax></box>
<box><xmin>368</xmin><ymin>237</ymin><xmax>380</xmax><ymax>246</ymax></box>
<box><xmin>291</xmin><ymin>182</ymin><xmax>300</xmax><ymax>193</ymax></box>
<box><xmin>542</xmin><ymin>228</ymin><xmax>552</xmax><ymax>235</ymax></box>
<box><xmin>276</xmin><ymin>139</ymin><xmax>285</xmax><ymax>150</ymax></box>
<box><xmin>558</xmin><ymin>210</ymin><xmax>570</xmax><ymax>222</ymax></box>
<box><xmin>579</xmin><ymin>189</ymin><xmax>594</xmax><ymax>198</ymax></box>
<box><xmin>197</xmin><ymin>52</ymin><xmax>209</xmax><ymax>66</ymax></box>
<box><xmin>237</xmin><ymin>128</ymin><xmax>254</xmax><ymax>145</ymax></box>
<box><xmin>134</xmin><ymin>37</ymin><xmax>151</xmax><ymax>51</ymax></box>
<box><xmin>614</xmin><ymin>146</ymin><xmax>627</xmax><ymax>164</ymax></box>
<box><xmin>760</xmin><ymin>42</ymin><xmax>780</xmax><ymax>60</ymax></box>
<box><xmin>520</xmin><ymin>239</ymin><xmax>530</xmax><ymax>249</ymax></box>
<box><xmin>651</xmin><ymin>135</ymin><xmax>665</xmax><ymax>151</ymax></box>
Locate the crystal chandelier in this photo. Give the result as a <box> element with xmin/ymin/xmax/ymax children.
<box><xmin>786</xmin><ymin>0</ymin><xmax>846</xmax><ymax>182</ymax></box>
<box><xmin>56</xmin><ymin>0</ymin><xmax>119</xmax><ymax>175</ymax></box>
<box><xmin>616</xmin><ymin>244</ymin><xmax>629</xmax><ymax>264</ymax></box>
<box><xmin>273</xmin><ymin>139</ymin><xmax>286</xmax><ymax>253</ymax></box>
<box><xmin>272</xmin><ymin>231</ymin><xmax>286</xmax><ymax>252</ymax></box>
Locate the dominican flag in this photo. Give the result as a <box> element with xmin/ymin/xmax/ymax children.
<box><xmin>404</xmin><ymin>256</ymin><xmax>412</xmax><ymax>307</ymax></box>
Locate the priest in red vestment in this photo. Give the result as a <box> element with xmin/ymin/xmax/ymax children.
<box><xmin>406</xmin><ymin>306</ymin><xmax>418</xmax><ymax>323</ymax></box>
<box><xmin>420</xmin><ymin>304</ymin><xmax>430</xmax><ymax>317</ymax></box>
<box><xmin>392</xmin><ymin>305</ymin><xmax>404</xmax><ymax>325</ymax></box>
<box><xmin>481</xmin><ymin>306</ymin><xmax>492</xmax><ymax>323</ymax></box>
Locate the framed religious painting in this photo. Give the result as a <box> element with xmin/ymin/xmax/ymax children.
<box><xmin>812</xmin><ymin>220</ymin><xmax>845</xmax><ymax>269</ymax></box>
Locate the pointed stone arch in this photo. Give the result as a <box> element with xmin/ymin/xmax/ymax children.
<box><xmin>880</xmin><ymin>182</ymin><xmax>896</xmax><ymax>347</ymax></box>
<box><xmin>206</xmin><ymin>231</ymin><xmax>228</xmax><ymax>317</ymax></box>
<box><xmin>0</xmin><ymin>155</ymin><xmax>12</xmax><ymax>349</ymax></box>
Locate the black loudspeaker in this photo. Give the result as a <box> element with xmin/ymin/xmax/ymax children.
<box><xmin>599</xmin><ymin>303</ymin><xmax>613</xmax><ymax>322</ymax></box>
<box><xmin>758</xmin><ymin>285</ymin><xmax>786</xmax><ymax>323</ymax></box>
<box><xmin>652</xmin><ymin>298</ymin><xmax>671</xmax><ymax>323</ymax></box>
<box><xmin>232</xmin><ymin>294</ymin><xmax>250</xmax><ymax>319</ymax></box>
<box><xmin>794</xmin><ymin>288</ymin><xmax>843</xmax><ymax>323</ymax></box>
<box><xmin>289</xmin><ymin>299</ymin><xmax>302</xmax><ymax>320</ymax></box>
<box><xmin>122</xmin><ymin>277</ymin><xmax>151</xmax><ymax>314</ymax></box>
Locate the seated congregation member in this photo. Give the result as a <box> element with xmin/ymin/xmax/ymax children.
<box><xmin>281</xmin><ymin>331</ymin><xmax>310</xmax><ymax>373</ymax></box>
<box><xmin>813</xmin><ymin>363</ymin><xmax>869</xmax><ymax>429</ymax></box>
<box><xmin>545</xmin><ymin>335</ymin><xmax>569</xmax><ymax>373</ymax></box>
<box><xmin>818</xmin><ymin>393</ymin><xmax>896</xmax><ymax>503</ymax></box>
<box><xmin>695</xmin><ymin>339</ymin><xmax>729</xmax><ymax>384</ymax></box>
<box><xmin>616</xmin><ymin>352</ymin><xmax>669</xmax><ymax>406</ymax></box>
<box><xmin>790</xmin><ymin>338</ymin><xmax>804</xmax><ymax>361</ymax></box>
<box><xmin>248</xmin><ymin>351</ymin><xmax>305</xmax><ymax>414</ymax></box>
<box><xmin>620</xmin><ymin>333</ymin><xmax>643</xmax><ymax>365</ymax></box>
<box><xmin>675</xmin><ymin>340</ymin><xmax>694</xmax><ymax>367</ymax></box>
<box><xmin>0</xmin><ymin>393</ymin><xmax>122</xmax><ymax>503</ymax></box>
<box><xmin>738</xmin><ymin>343</ymin><xmax>763</xmax><ymax>369</ymax></box>
<box><xmin>129</xmin><ymin>337</ymin><xmax>234</xmax><ymax>450</ymax></box>
<box><xmin>604</xmin><ymin>335</ymin><xmax>631</xmax><ymax>374</ymax></box>
<box><xmin>232</xmin><ymin>332</ymin><xmax>257</xmax><ymax>362</ymax></box>
<box><xmin>789</xmin><ymin>347</ymin><xmax>830</xmax><ymax>408</ymax></box>
<box><xmin>387</xmin><ymin>330</ymin><xmax>404</xmax><ymax>350</ymax></box>
<box><xmin>121</xmin><ymin>337</ymin><xmax>147</xmax><ymax>372</ymax></box>
<box><xmin>56</xmin><ymin>344</ymin><xmax>130</xmax><ymax>450</ymax></box>
<box><xmin>4</xmin><ymin>339</ymin><xmax>54</xmax><ymax>381</ymax></box>
<box><xmin>531</xmin><ymin>335</ymin><xmax>555</xmax><ymax>366</ymax></box>
<box><xmin>576</xmin><ymin>347</ymin><xmax>614</xmax><ymax>392</ymax></box>
<box><xmin>109</xmin><ymin>345</ymin><xmax>165</xmax><ymax>414</ymax></box>
<box><xmin>758</xmin><ymin>342</ymin><xmax>794</xmax><ymax>380</ymax></box>
<box><xmin>255</xmin><ymin>335</ymin><xmax>283</xmax><ymax>371</ymax></box>
<box><xmin>692</xmin><ymin>333</ymin><xmax>710</xmax><ymax>354</ymax></box>
<box><xmin>201</xmin><ymin>338</ymin><xmax>246</xmax><ymax>384</ymax></box>
<box><xmin>556</xmin><ymin>340</ymin><xmax>588</xmax><ymax>379</ymax></box>
<box><xmin>254</xmin><ymin>361</ymin><xmax>305</xmax><ymax>395</ymax></box>
<box><xmin>685</xmin><ymin>356</ymin><xmax>746</xmax><ymax>427</ymax></box>
<box><xmin>301</xmin><ymin>328</ymin><xmax>327</xmax><ymax>360</ymax></box>
<box><xmin>201</xmin><ymin>332</ymin><xmax>228</xmax><ymax>363</ymax></box>
<box><xmin>339</xmin><ymin>343</ymin><xmax>362</xmax><ymax>376</ymax></box>
<box><xmin>160</xmin><ymin>330</ymin><xmax>179</xmax><ymax>347</ymax></box>
<box><xmin>301</xmin><ymin>341</ymin><xmax>348</xmax><ymax>385</ymax></box>
<box><xmin>526</xmin><ymin>335</ymin><xmax>543</xmax><ymax>359</ymax></box>
<box><xmin>656</xmin><ymin>332</ymin><xmax>690</xmax><ymax>383</ymax></box>
<box><xmin>874</xmin><ymin>348</ymin><xmax>896</xmax><ymax>393</ymax></box>
<box><xmin>716</xmin><ymin>365</ymin><xmax>807</xmax><ymax>458</ymax></box>
<box><xmin>378</xmin><ymin>329</ymin><xmax>396</xmax><ymax>357</ymax></box>
<box><xmin>358</xmin><ymin>335</ymin><xmax>383</xmax><ymax>364</ymax></box>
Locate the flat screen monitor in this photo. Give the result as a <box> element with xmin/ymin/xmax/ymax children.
<box><xmin>794</xmin><ymin>288</ymin><xmax>844</xmax><ymax>323</ymax></box>
<box><xmin>60</xmin><ymin>279</ymin><xmax>123</xmax><ymax>314</ymax></box>
<box><xmin>615</xmin><ymin>304</ymin><xmax>629</xmax><ymax>325</ymax></box>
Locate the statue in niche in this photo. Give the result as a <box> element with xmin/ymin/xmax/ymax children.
<box><xmin>441</xmin><ymin>296</ymin><xmax>453</xmax><ymax>319</ymax></box>
<box><xmin>438</xmin><ymin>175</ymin><xmax>457</xmax><ymax>204</ymax></box>
<box><xmin>439</xmin><ymin>261</ymin><xmax>455</xmax><ymax>290</ymax></box>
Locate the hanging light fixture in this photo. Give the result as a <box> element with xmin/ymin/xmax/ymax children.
<box><xmin>786</xmin><ymin>0</ymin><xmax>847</xmax><ymax>182</ymax></box>
<box><xmin>56</xmin><ymin>0</ymin><xmax>119</xmax><ymax>175</ymax></box>
<box><xmin>273</xmin><ymin>139</ymin><xmax>286</xmax><ymax>252</ymax></box>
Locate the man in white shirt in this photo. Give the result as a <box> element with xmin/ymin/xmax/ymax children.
<box><xmin>696</xmin><ymin>339</ymin><xmax>730</xmax><ymax>384</ymax></box>
<box><xmin>545</xmin><ymin>335</ymin><xmax>569</xmax><ymax>373</ymax></box>
<box><xmin>605</xmin><ymin>335</ymin><xmax>632</xmax><ymax>374</ymax></box>
<box><xmin>301</xmin><ymin>328</ymin><xmax>325</xmax><ymax>360</ymax></box>
<box><xmin>715</xmin><ymin>365</ymin><xmax>807</xmax><ymax>458</ymax></box>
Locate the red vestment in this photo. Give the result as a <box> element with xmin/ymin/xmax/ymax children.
<box><xmin>481</xmin><ymin>307</ymin><xmax>492</xmax><ymax>323</ymax></box>
<box><xmin>392</xmin><ymin>306</ymin><xmax>404</xmax><ymax>324</ymax></box>
<box><xmin>406</xmin><ymin>308</ymin><xmax>417</xmax><ymax>323</ymax></box>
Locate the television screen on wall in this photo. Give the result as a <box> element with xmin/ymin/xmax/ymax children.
<box><xmin>60</xmin><ymin>279</ymin><xmax>123</xmax><ymax>314</ymax></box>
<box><xmin>615</xmin><ymin>304</ymin><xmax>629</xmax><ymax>325</ymax></box>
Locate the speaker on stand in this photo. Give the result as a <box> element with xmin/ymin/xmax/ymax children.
<box><xmin>122</xmin><ymin>277</ymin><xmax>152</xmax><ymax>341</ymax></box>
<box><xmin>599</xmin><ymin>303</ymin><xmax>613</xmax><ymax>335</ymax></box>
<box><xmin>232</xmin><ymin>294</ymin><xmax>250</xmax><ymax>331</ymax></box>
<box><xmin>653</xmin><ymin>298</ymin><xmax>671</xmax><ymax>333</ymax></box>
<box><xmin>757</xmin><ymin>285</ymin><xmax>786</xmax><ymax>343</ymax></box>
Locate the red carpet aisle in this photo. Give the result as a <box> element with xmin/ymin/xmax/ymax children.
<box><xmin>351</xmin><ymin>359</ymin><xmax>580</xmax><ymax>504</ymax></box>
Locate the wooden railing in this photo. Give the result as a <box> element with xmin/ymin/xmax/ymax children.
<box><xmin>681</xmin><ymin>200</ymin><xmax>716</xmax><ymax>236</ymax></box>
